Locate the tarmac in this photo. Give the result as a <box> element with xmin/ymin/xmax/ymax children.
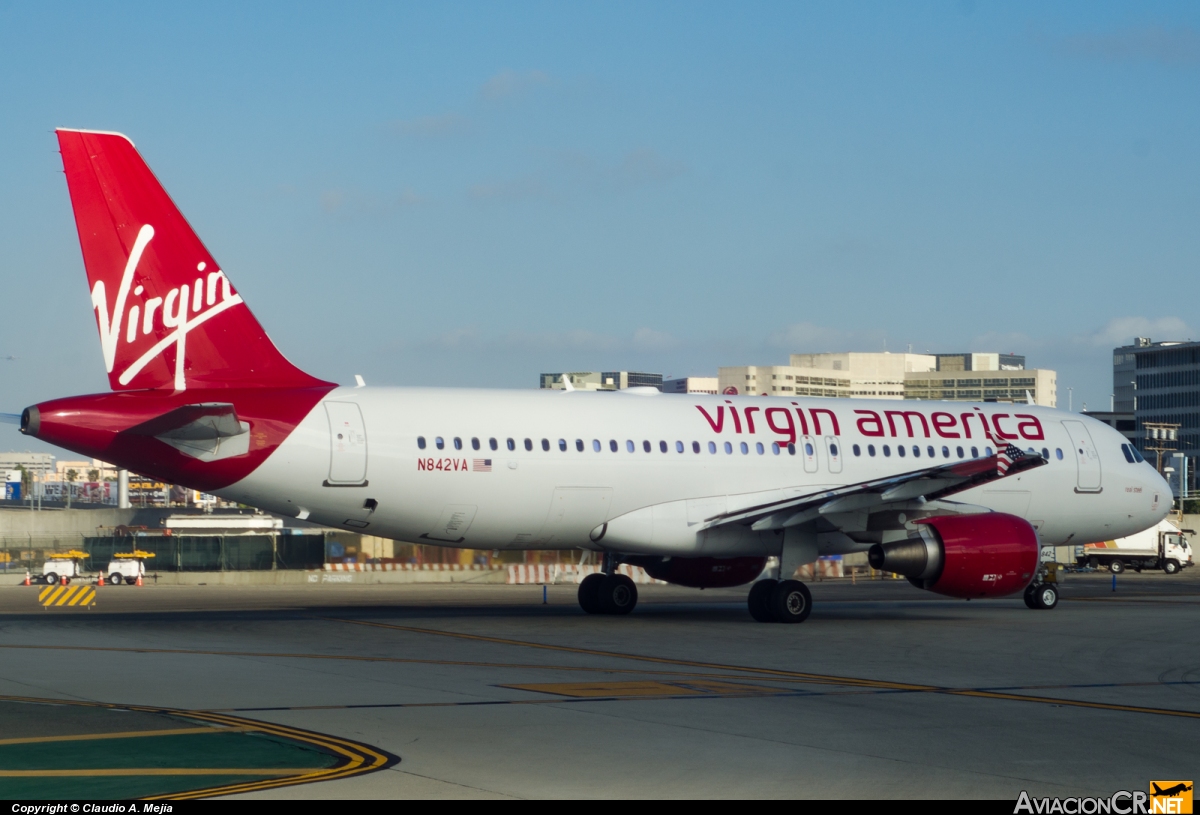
<box><xmin>0</xmin><ymin>569</ymin><xmax>1197</xmax><ymax>799</ymax></box>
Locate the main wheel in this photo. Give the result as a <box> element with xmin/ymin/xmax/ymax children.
<box><xmin>1023</xmin><ymin>584</ymin><xmax>1039</xmax><ymax>609</ymax></box>
<box><xmin>578</xmin><ymin>573</ymin><xmax>604</xmax><ymax>614</ymax></box>
<box><xmin>597</xmin><ymin>574</ymin><xmax>638</xmax><ymax>615</ymax></box>
<box><xmin>43</xmin><ymin>572</ymin><xmax>58</xmax><ymax>586</ymax></box>
<box><xmin>1108</xmin><ymin>560</ymin><xmax>1124</xmax><ymax>574</ymax></box>
<box><xmin>769</xmin><ymin>580</ymin><xmax>812</xmax><ymax>624</ymax></box>
<box><xmin>747</xmin><ymin>580</ymin><xmax>777</xmax><ymax>622</ymax></box>
<box><xmin>1163</xmin><ymin>559</ymin><xmax>1180</xmax><ymax>575</ymax></box>
<box><xmin>1035</xmin><ymin>584</ymin><xmax>1059</xmax><ymax>610</ymax></box>
<box><xmin>109</xmin><ymin>573</ymin><xmax>122</xmax><ymax>586</ymax></box>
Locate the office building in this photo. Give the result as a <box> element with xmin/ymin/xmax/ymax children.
<box><xmin>1114</xmin><ymin>337</ymin><xmax>1200</xmax><ymax>491</ymax></box>
<box><xmin>721</xmin><ymin>351</ymin><xmax>1057</xmax><ymax>406</ymax></box>
<box><xmin>662</xmin><ymin>377</ymin><xmax>719</xmax><ymax>394</ymax></box>
<box><xmin>540</xmin><ymin>371</ymin><xmax>663</xmax><ymax>391</ymax></box>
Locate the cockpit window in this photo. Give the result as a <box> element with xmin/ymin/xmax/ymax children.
<box><xmin>1121</xmin><ymin>444</ymin><xmax>1135</xmax><ymax>463</ymax></box>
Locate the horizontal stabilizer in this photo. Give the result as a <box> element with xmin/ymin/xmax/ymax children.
<box><xmin>125</xmin><ymin>403</ymin><xmax>251</xmax><ymax>462</ymax></box>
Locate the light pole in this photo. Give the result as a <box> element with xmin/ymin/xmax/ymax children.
<box><xmin>1068</xmin><ymin>387</ymin><xmax>1073</xmax><ymax>412</ymax></box>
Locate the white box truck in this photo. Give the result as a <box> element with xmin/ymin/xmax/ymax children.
<box><xmin>1079</xmin><ymin>519</ymin><xmax>1194</xmax><ymax>574</ymax></box>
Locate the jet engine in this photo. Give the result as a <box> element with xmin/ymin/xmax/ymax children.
<box><xmin>867</xmin><ymin>513</ymin><xmax>1039</xmax><ymax>599</ymax></box>
<box><xmin>625</xmin><ymin>556</ymin><xmax>768</xmax><ymax>588</ymax></box>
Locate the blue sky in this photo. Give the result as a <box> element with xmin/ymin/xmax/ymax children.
<box><xmin>2</xmin><ymin>1</ymin><xmax>1198</xmax><ymax>451</ymax></box>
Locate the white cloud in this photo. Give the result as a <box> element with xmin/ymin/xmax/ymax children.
<box><xmin>1074</xmin><ymin>316</ymin><xmax>1195</xmax><ymax>348</ymax></box>
<box><xmin>479</xmin><ymin>69</ymin><xmax>552</xmax><ymax>102</ymax></box>
<box><xmin>1058</xmin><ymin>25</ymin><xmax>1200</xmax><ymax>66</ymax></box>
<box><xmin>388</xmin><ymin>113</ymin><xmax>470</xmax><ymax>139</ymax></box>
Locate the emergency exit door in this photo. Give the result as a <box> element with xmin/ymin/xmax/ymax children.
<box><xmin>325</xmin><ymin>402</ymin><xmax>368</xmax><ymax>486</ymax></box>
<box><xmin>1062</xmin><ymin>420</ymin><xmax>1101</xmax><ymax>493</ymax></box>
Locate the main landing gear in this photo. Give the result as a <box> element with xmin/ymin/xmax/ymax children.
<box><xmin>1022</xmin><ymin>582</ymin><xmax>1058</xmax><ymax>610</ymax></box>
<box><xmin>578</xmin><ymin>552</ymin><xmax>638</xmax><ymax>615</ymax></box>
<box><xmin>747</xmin><ymin>579</ymin><xmax>812</xmax><ymax>623</ymax></box>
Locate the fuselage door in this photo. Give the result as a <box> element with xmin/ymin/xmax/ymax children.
<box><xmin>824</xmin><ymin>436</ymin><xmax>843</xmax><ymax>474</ymax></box>
<box><xmin>1062</xmin><ymin>420</ymin><xmax>1102</xmax><ymax>492</ymax></box>
<box><xmin>325</xmin><ymin>401</ymin><xmax>368</xmax><ymax>486</ymax></box>
<box><xmin>801</xmin><ymin>435</ymin><xmax>819</xmax><ymax>474</ymax></box>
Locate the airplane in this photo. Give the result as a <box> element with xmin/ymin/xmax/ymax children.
<box><xmin>1152</xmin><ymin>783</ymin><xmax>1193</xmax><ymax>798</ymax></box>
<box><xmin>12</xmin><ymin>129</ymin><xmax>1172</xmax><ymax>623</ymax></box>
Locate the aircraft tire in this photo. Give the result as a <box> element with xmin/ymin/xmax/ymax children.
<box><xmin>1108</xmin><ymin>560</ymin><xmax>1124</xmax><ymax>575</ymax></box>
<box><xmin>747</xmin><ymin>580</ymin><xmax>777</xmax><ymax>622</ymax></box>
<box><xmin>1022</xmin><ymin>584</ymin><xmax>1039</xmax><ymax>609</ymax></box>
<box><xmin>597</xmin><ymin>574</ymin><xmax>637</xmax><ymax>615</ymax></box>
<box><xmin>769</xmin><ymin>580</ymin><xmax>812</xmax><ymax>624</ymax></box>
<box><xmin>1163</xmin><ymin>559</ymin><xmax>1180</xmax><ymax>575</ymax></box>
<box><xmin>1035</xmin><ymin>584</ymin><xmax>1059</xmax><ymax>610</ymax></box>
<box><xmin>578</xmin><ymin>574</ymin><xmax>605</xmax><ymax>614</ymax></box>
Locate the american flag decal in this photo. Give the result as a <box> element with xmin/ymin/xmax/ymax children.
<box><xmin>996</xmin><ymin>444</ymin><xmax>1024</xmax><ymax>476</ymax></box>
<box><xmin>473</xmin><ymin>459</ymin><xmax>492</xmax><ymax>472</ymax></box>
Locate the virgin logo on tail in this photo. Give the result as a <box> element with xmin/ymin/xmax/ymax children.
<box><xmin>91</xmin><ymin>224</ymin><xmax>244</xmax><ymax>391</ymax></box>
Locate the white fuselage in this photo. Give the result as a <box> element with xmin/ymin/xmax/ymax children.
<box><xmin>220</xmin><ymin>389</ymin><xmax>1170</xmax><ymax>557</ymax></box>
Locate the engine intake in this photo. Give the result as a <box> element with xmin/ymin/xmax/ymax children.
<box><xmin>868</xmin><ymin>513</ymin><xmax>1039</xmax><ymax>599</ymax></box>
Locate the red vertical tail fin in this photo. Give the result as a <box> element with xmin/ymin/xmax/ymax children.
<box><xmin>56</xmin><ymin>129</ymin><xmax>328</xmax><ymax>391</ymax></box>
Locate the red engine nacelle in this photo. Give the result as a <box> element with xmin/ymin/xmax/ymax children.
<box><xmin>626</xmin><ymin>556</ymin><xmax>767</xmax><ymax>588</ymax></box>
<box><xmin>867</xmin><ymin>513</ymin><xmax>1039</xmax><ymax>599</ymax></box>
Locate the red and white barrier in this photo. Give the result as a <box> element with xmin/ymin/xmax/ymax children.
<box><xmin>323</xmin><ymin>562</ymin><xmax>503</xmax><ymax>572</ymax></box>
<box><xmin>506</xmin><ymin>563</ymin><xmax>664</xmax><ymax>585</ymax></box>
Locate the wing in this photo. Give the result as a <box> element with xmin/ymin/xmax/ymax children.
<box><xmin>705</xmin><ymin>448</ymin><xmax>1047</xmax><ymax>533</ymax></box>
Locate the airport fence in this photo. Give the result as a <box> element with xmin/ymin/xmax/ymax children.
<box><xmin>0</xmin><ymin>532</ymin><xmax>326</xmax><ymax>573</ymax></box>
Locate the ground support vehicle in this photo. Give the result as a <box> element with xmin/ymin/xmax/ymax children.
<box><xmin>40</xmin><ymin>551</ymin><xmax>88</xmax><ymax>585</ymax></box>
<box><xmin>1079</xmin><ymin>520</ymin><xmax>1194</xmax><ymax>574</ymax></box>
<box><xmin>105</xmin><ymin>551</ymin><xmax>153</xmax><ymax>585</ymax></box>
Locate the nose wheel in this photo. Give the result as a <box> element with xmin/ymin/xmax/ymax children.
<box><xmin>747</xmin><ymin>579</ymin><xmax>812</xmax><ymax>623</ymax></box>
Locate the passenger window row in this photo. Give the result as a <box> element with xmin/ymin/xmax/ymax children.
<box><xmin>415</xmin><ymin>436</ymin><xmax>1066</xmax><ymax>464</ymax></box>
<box><xmin>850</xmin><ymin>443</ymin><xmax>1064</xmax><ymax>461</ymax></box>
<box><xmin>416</xmin><ymin>435</ymin><xmax>803</xmax><ymax>456</ymax></box>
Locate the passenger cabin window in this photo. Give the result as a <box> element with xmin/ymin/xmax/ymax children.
<box><xmin>971</xmin><ymin>446</ymin><xmax>979</xmax><ymax>458</ymax></box>
<box><xmin>740</xmin><ymin>442</ymin><xmax>749</xmax><ymax>454</ymax></box>
<box><xmin>675</xmin><ymin>441</ymin><xmax>685</xmax><ymax>453</ymax></box>
<box><xmin>928</xmin><ymin>446</ymin><xmax>936</xmax><ymax>458</ymax></box>
<box><xmin>471</xmin><ymin>437</ymin><xmax>480</xmax><ymax>451</ymax></box>
<box><xmin>575</xmin><ymin>439</ymin><xmax>584</xmax><ymax>452</ymax></box>
<box><xmin>1041</xmin><ymin>448</ymin><xmax>1049</xmax><ymax>459</ymax></box>
<box><xmin>626</xmin><ymin>440</ymin><xmax>635</xmax><ymax>452</ymax></box>
<box><xmin>771</xmin><ymin>442</ymin><xmax>780</xmax><ymax>455</ymax></box>
<box><xmin>693</xmin><ymin>441</ymin><xmax>701</xmax><ymax>454</ymax></box>
<box><xmin>559</xmin><ymin>439</ymin><xmax>568</xmax><ymax>452</ymax></box>
<box><xmin>787</xmin><ymin>443</ymin><xmax>796</xmax><ymax>455</ymax></box>
<box><xmin>868</xmin><ymin>445</ymin><xmax>876</xmax><ymax>457</ymax></box>
<box><xmin>592</xmin><ymin>439</ymin><xmax>601</xmax><ymax>452</ymax></box>
<box><xmin>610</xmin><ymin>440</ymin><xmax>619</xmax><ymax>452</ymax></box>
<box><xmin>985</xmin><ymin>446</ymin><xmax>994</xmax><ymax>456</ymax></box>
<box><xmin>853</xmin><ymin>444</ymin><xmax>861</xmax><ymax>456</ymax></box>
<box><xmin>507</xmin><ymin>438</ymin><xmax>515</xmax><ymax>451</ymax></box>
<box><xmin>708</xmin><ymin>441</ymin><xmax>717</xmax><ymax>454</ymax></box>
<box><xmin>643</xmin><ymin>440</ymin><xmax>652</xmax><ymax>453</ymax></box>
<box><xmin>489</xmin><ymin>438</ymin><xmax>498</xmax><ymax>451</ymax></box>
<box><xmin>524</xmin><ymin>438</ymin><xmax>533</xmax><ymax>451</ymax></box>
<box><xmin>436</xmin><ymin>437</ymin><xmax>445</xmax><ymax>450</ymax></box>
<box><xmin>454</xmin><ymin>437</ymin><xmax>462</xmax><ymax>450</ymax></box>
<box><xmin>417</xmin><ymin>436</ymin><xmax>426</xmax><ymax>449</ymax></box>
<box><xmin>541</xmin><ymin>439</ymin><xmax>550</xmax><ymax>451</ymax></box>
<box><xmin>882</xmin><ymin>445</ymin><xmax>890</xmax><ymax>457</ymax></box>
<box><xmin>941</xmin><ymin>446</ymin><xmax>949</xmax><ymax>458</ymax></box>
<box><xmin>660</xmin><ymin>441</ymin><xmax>668</xmax><ymax>453</ymax></box>
<box><xmin>898</xmin><ymin>446</ymin><xmax>906</xmax><ymax>458</ymax></box>
<box><xmin>1055</xmin><ymin>448</ymin><xmax>1062</xmax><ymax>460</ymax></box>
<box><xmin>724</xmin><ymin>442</ymin><xmax>733</xmax><ymax>454</ymax></box>
<box><xmin>956</xmin><ymin>446</ymin><xmax>964</xmax><ymax>458</ymax></box>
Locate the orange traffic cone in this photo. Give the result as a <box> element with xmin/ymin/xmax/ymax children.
<box><xmin>61</xmin><ymin>574</ymin><xmax>67</xmax><ymax>586</ymax></box>
<box><xmin>95</xmin><ymin>571</ymin><xmax>102</xmax><ymax>588</ymax></box>
<box><xmin>135</xmin><ymin>572</ymin><xmax>142</xmax><ymax>587</ymax></box>
<box><xmin>23</xmin><ymin>570</ymin><xmax>30</xmax><ymax>586</ymax></box>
